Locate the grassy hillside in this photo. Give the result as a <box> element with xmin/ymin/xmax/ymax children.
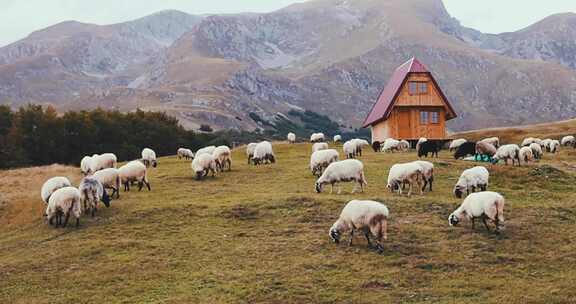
<box><xmin>1</xmin><ymin>141</ymin><xmax>576</xmax><ymax>303</ymax></box>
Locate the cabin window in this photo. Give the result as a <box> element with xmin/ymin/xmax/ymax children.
<box><xmin>409</xmin><ymin>82</ymin><xmax>418</xmax><ymax>95</ymax></box>
<box><xmin>431</xmin><ymin>112</ymin><xmax>440</xmax><ymax>124</ymax></box>
<box><xmin>420</xmin><ymin>111</ymin><xmax>429</xmax><ymax>124</ymax></box>
<box><xmin>419</xmin><ymin>82</ymin><xmax>428</xmax><ymax>94</ymax></box>
<box><xmin>408</xmin><ymin>81</ymin><xmax>428</xmax><ymax>95</ymax></box>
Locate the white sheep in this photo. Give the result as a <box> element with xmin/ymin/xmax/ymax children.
<box><xmin>387</xmin><ymin>162</ymin><xmax>424</xmax><ymax>197</ymax></box>
<box><xmin>196</xmin><ymin>146</ymin><xmax>216</xmax><ymax>157</ymax></box>
<box><xmin>383</xmin><ymin>138</ymin><xmax>400</xmax><ymax>153</ymax></box>
<box><xmin>89</xmin><ymin>153</ymin><xmax>117</xmax><ymax>173</ymax></box>
<box><xmin>329</xmin><ymin>200</ymin><xmax>389</xmax><ymax>254</ymax></box>
<box><xmin>80</xmin><ymin>156</ymin><xmax>93</xmax><ymax>175</ymax></box>
<box><xmin>333</xmin><ymin>135</ymin><xmax>342</xmax><ymax>143</ymax></box>
<box><xmin>561</xmin><ymin>136</ymin><xmax>575</xmax><ymax>147</ymax></box>
<box><xmin>246</xmin><ymin>143</ymin><xmax>258</xmax><ymax>164</ymax></box>
<box><xmin>312</xmin><ymin>142</ymin><xmax>329</xmax><ymax>153</ymax></box>
<box><xmin>549</xmin><ymin>140</ymin><xmax>560</xmax><ymax>153</ymax></box>
<box><xmin>448</xmin><ymin>191</ymin><xmax>505</xmax><ymax>233</ymax></box>
<box><xmin>480</xmin><ymin>137</ymin><xmax>500</xmax><ymax>148</ymax></box>
<box><xmin>399</xmin><ymin>140</ymin><xmax>410</xmax><ymax>152</ymax></box>
<box><xmin>252</xmin><ymin>141</ymin><xmax>275</xmax><ymax>165</ymax></box>
<box><xmin>41</xmin><ymin>176</ymin><xmax>72</xmax><ymax>204</ymax></box>
<box><xmin>315</xmin><ymin>159</ymin><xmax>367</xmax><ymax>194</ymax></box>
<box><xmin>177</xmin><ymin>148</ymin><xmax>194</xmax><ymax>160</ymax></box>
<box><xmin>353</xmin><ymin>139</ymin><xmax>370</xmax><ymax>156</ymax></box>
<box><xmin>416</xmin><ymin>137</ymin><xmax>428</xmax><ymax>151</ymax></box>
<box><xmin>449</xmin><ymin>139</ymin><xmax>467</xmax><ymax>151</ymax></box>
<box><xmin>78</xmin><ymin>177</ymin><xmax>111</xmax><ymax>217</ymax></box>
<box><xmin>530</xmin><ymin>143</ymin><xmax>543</xmax><ymax>160</ymax></box>
<box><xmin>310</xmin><ymin>149</ymin><xmax>339</xmax><ymax>177</ymax></box>
<box><xmin>493</xmin><ymin>144</ymin><xmax>520</xmax><ymax>166</ymax></box>
<box><xmin>141</xmin><ymin>148</ymin><xmax>157</xmax><ymax>168</ymax></box>
<box><xmin>310</xmin><ymin>133</ymin><xmax>326</xmax><ymax>143</ymax></box>
<box><xmin>412</xmin><ymin>160</ymin><xmax>434</xmax><ymax>192</ymax></box>
<box><xmin>212</xmin><ymin>145</ymin><xmax>232</xmax><ymax>172</ymax></box>
<box><xmin>519</xmin><ymin>146</ymin><xmax>534</xmax><ymax>164</ymax></box>
<box><xmin>453</xmin><ymin>166</ymin><xmax>489</xmax><ymax>198</ymax></box>
<box><xmin>92</xmin><ymin>168</ymin><xmax>121</xmax><ymax>199</ymax></box>
<box><xmin>45</xmin><ymin>187</ymin><xmax>82</xmax><ymax>228</ymax></box>
<box><xmin>343</xmin><ymin>140</ymin><xmax>357</xmax><ymax>159</ymax></box>
<box><xmin>119</xmin><ymin>160</ymin><xmax>151</xmax><ymax>191</ymax></box>
<box><xmin>521</xmin><ymin>137</ymin><xmax>542</xmax><ymax>147</ymax></box>
<box><xmin>287</xmin><ymin>132</ymin><xmax>296</xmax><ymax>144</ymax></box>
<box><xmin>192</xmin><ymin>153</ymin><xmax>217</xmax><ymax>180</ymax></box>
<box><xmin>541</xmin><ymin>139</ymin><xmax>552</xmax><ymax>151</ymax></box>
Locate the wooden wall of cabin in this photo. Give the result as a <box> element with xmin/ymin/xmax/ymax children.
<box><xmin>395</xmin><ymin>73</ymin><xmax>446</xmax><ymax>107</ymax></box>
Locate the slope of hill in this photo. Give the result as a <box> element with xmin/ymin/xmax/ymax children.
<box><xmin>1</xmin><ymin>139</ymin><xmax>576</xmax><ymax>303</ymax></box>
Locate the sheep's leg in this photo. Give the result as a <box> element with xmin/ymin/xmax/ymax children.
<box><xmin>422</xmin><ymin>180</ymin><xmax>428</xmax><ymax>192</ymax></box>
<box><xmin>138</xmin><ymin>181</ymin><xmax>144</xmax><ymax>191</ymax></box>
<box><xmin>351</xmin><ymin>182</ymin><xmax>357</xmax><ymax>194</ymax></box>
<box><xmin>482</xmin><ymin>216</ymin><xmax>491</xmax><ymax>232</ymax></box>
<box><xmin>429</xmin><ymin>178</ymin><xmax>433</xmax><ymax>192</ymax></box>
<box><xmin>76</xmin><ymin>217</ymin><xmax>80</xmax><ymax>227</ymax></box>
<box><xmin>337</xmin><ymin>184</ymin><xmax>342</xmax><ymax>195</ymax></box>
<box><xmin>348</xmin><ymin>230</ymin><xmax>354</xmax><ymax>247</ymax></box>
<box><xmin>330</xmin><ymin>183</ymin><xmax>334</xmax><ymax>194</ymax></box>
<box><xmin>145</xmin><ymin>180</ymin><xmax>151</xmax><ymax>191</ymax></box>
<box><xmin>49</xmin><ymin>216</ymin><xmax>54</xmax><ymax>226</ymax></box>
<box><xmin>407</xmin><ymin>183</ymin><xmax>412</xmax><ymax>197</ymax></box>
<box><xmin>359</xmin><ymin>180</ymin><xmax>364</xmax><ymax>193</ymax></box>
<box><xmin>62</xmin><ymin>213</ymin><xmax>70</xmax><ymax>228</ymax></box>
<box><xmin>227</xmin><ymin>159</ymin><xmax>232</xmax><ymax>171</ymax></box>
<box><xmin>364</xmin><ymin>231</ymin><xmax>373</xmax><ymax>248</ymax></box>
<box><xmin>471</xmin><ymin>217</ymin><xmax>476</xmax><ymax>230</ymax></box>
<box><xmin>91</xmin><ymin>205</ymin><xmax>95</xmax><ymax>217</ymax></box>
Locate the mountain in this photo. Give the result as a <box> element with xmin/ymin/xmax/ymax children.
<box><xmin>1</xmin><ymin>0</ymin><xmax>576</xmax><ymax>131</ymax></box>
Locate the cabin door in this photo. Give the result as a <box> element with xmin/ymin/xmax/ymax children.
<box><xmin>398</xmin><ymin>110</ymin><xmax>411</xmax><ymax>139</ymax></box>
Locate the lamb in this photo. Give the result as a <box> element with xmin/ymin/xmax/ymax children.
<box><xmin>480</xmin><ymin>137</ymin><xmax>500</xmax><ymax>148</ymax></box>
<box><xmin>530</xmin><ymin>143</ymin><xmax>543</xmax><ymax>160</ymax></box>
<box><xmin>382</xmin><ymin>138</ymin><xmax>401</xmax><ymax>153</ymax></box>
<box><xmin>252</xmin><ymin>141</ymin><xmax>276</xmax><ymax>165</ymax></box>
<box><xmin>475</xmin><ymin>141</ymin><xmax>497</xmax><ymax>158</ymax></box>
<box><xmin>177</xmin><ymin>148</ymin><xmax>194</xmax><ymax>160</ymax></box>
<box><xmin>196</xmin><ymin>146</ymin><xmax>216</xmax><ymax>157</ymax></box>
<box><xmin>141</xmin><ymin>148</ymin><xmax>157</xmax><ymax>168</ymax></box>
<box><xmin>333</xmin><ymin>135</ymin><xmax>342</xmax><ymax>143</ymax></box>
<box><xmin>549</xmin><ymin>140</ymin><xmax>560</xmax><ymax>153</ymax></box>
<box><xmin>80</xmin><ymin>156</ymin><xmax>93</xmax><ymax>175</ymax></box>
<box><xmin>453</xmin><ymin>166</ymin><xmax>489</xmax><ymax>198</ymax></box>
<box><xmin>493</xmin><ymin>144</ymin><xmax>521</xmax><ymax>166</ymax></box>
<box><xmin>191</xmin><ymin>153</ymin><xmax>217</xmax><ymax>180</ymax></box>
<box><xmin>418</xmin><ymin>141</ymin><xmax>440</xmax><ymax>158</ymax></box>
<box><xmin>448</xmin><ymin>191</ymin><xmax>505</xmax><ymax>233</ymax></box>
<box><xmin>118</xmin><ymin>161</ymin><xmax>151</xmax><ymax>191</ymax></box>
<box><xmin>315</xmin><ymin>159</ymin><xmax>367</xmax><ymax>194</ymax></box>
<box><xmin>561</xmin><ymin>135</ymin><xmax>575</xmax><ymax>147</ymax></box>
<box><xmin>386</xmin><ymin>162</ymin><xmax>424</xmax><ymax>197</ymax></box>
<box><xmin>519</xmin><ymin>146</ymin><xmax>534</xmax><ymax>164</ymax></box>
<box><xmin>343</xmin><ymin>140</ymin><xmax>357</xmax><ymax>159</ymax></box>
<box><xmin>329</xmin><ymin>200</ymin><xmax>389</xmax><ymax>254</ymax></box>
<box><xmin>399</xmin><ymin>140</ymin><xmax>410</xmax><ymax>152</ymax></box>
<box><xmin>416</xmin><ymin>137</ymin><xmax>428</xmax><ymax>152</ymax></box>
<box><xmin>310</xmin><ymin>149</ymin><xmax>339</xmax><ymax>177</ymax></box>
<box><xmin>287</xmin><ymin>132</ymin><xmax>296</xmax><ymax>144</ymax></box>
<box><xmin>45</xmin><ymin>187</ymin><xmax>82</xmax><ymax>228</ymax></box>
<box><xmin>246</xmin><ymin>143</ymin><xmax>258</xmax><ymax>164</ymax></box>
<box><xmin>449</xmin><ymin>139</ymin><xmax>467</xmax><ymax>152</ymax></box>
<box><xmin>353</xmin><ymin>139</ymin><xmax>370</xmax><ymax>156</ymax></box>
<box><xmin>310</xmin><ymin>133</ymin><xmax>325</xmax><ymax>143</ymax></box>
<box><xmin>41</xmin><ymin>176</ymin><xmax>72</xmax><ymax>204</ymax></box>
<box><xmin>412</xmin><ymin>160</ymin><xmax>434</xmax><ymax>192</ymax></box>
<box><xmin>454</xmin><ymin>142</ymin><xmax>477</xmax><ymax>159</ymax></box>
<box><xmin>89</xmin><ymin>153</ymin><xmax>117</xmax><ymax>173</ymax></box>
<box><xmin>92</xmin><ymin>168</ymin><xmax>121</xmax><ymax>199</ymax></box>
<box><xmin>312</xmin><ymin>142</ymin><xmax>329</xmax><ymax>153</ymax></box>
<box><xmin>78</xmin><ymin>177</ymin><xmax>111</xmax><ymax>217</ymax></box>
<box><xmin>212</xmin><ymin>145</ymin><xmax>232</xmax><ymax>172</ymax></box>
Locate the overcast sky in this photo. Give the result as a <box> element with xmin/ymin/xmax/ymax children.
<box><xmin>0</xmin><ymin>0</ymin><xmax>575</xmax><ymax>47</ymax></box>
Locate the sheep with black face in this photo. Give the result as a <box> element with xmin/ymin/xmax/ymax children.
<box><xmin>449</xmin><ymin>191</ymin><xmax>505</xmax><ymax>233</ymax></box>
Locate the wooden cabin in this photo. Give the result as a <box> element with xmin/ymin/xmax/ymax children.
<box><xmin>363</xmin><ymin>58</ymin><xmax>457</xmax><ymax>143</ymax></box>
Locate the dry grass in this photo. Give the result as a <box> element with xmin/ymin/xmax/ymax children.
<box><xmin>1</xmin><ymin>138</ymin><xmax>576</xmax><ymax>303</ymax></box>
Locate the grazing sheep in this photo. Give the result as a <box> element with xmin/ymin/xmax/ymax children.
<box><xmin>315</xmin><ymin>159</ymin><xmax>367</xmax><ymax>194</ymax></box>
<box><xmin>78</xmin><ymin>177</ymin><xmax>111</xmax><ymax>217</ymax></box>
<box><xmin>519</xmin><ymin>146</ymin><xmax>534</xmax><ymax>164</ymax></box>
<box><xmin>453</xmin><ymin>166</ymin><xmax>489</xmax><ymax>198</ymax></box>
<box><xmin>119</xmin><ymin>161</ymin><xmax>151</xmax><ymax>191</ymax></box>
<box><xmin>353</xmin><ymin>139</ymin><xmax>370</xmax><ymax>156</ymax></box>
<box><xmin>418</xmin><ymin>141</ymin><xmax>440</xmax><ymax>158</ymax></box>
<box><xmin>383</xmin><ymin>138</ymin><xmax>401</xmax><ymax>153</ymax></box>
<box><xmin>449</xmin><ymin>139</ymin><xmax>467</xmax><ymax>152</ymax></box>
<box><xmin>177</xmin><ymin>148</ymin><xmax>194</xmax><ymax>160</ymax></box>
<box><xmin>212</xmin><ymin>145</ymin><xmax>232</xmax><ymax>172</ymax></box>
<box><xmin>561</xmin><ymin>136</ymin><xmax>575</xmax><ymax>147</ymax></box>
<box><xmin>399</xmin><ymin>140</ymin><xmax>410</xmax><ymax>152</ymax></box>
<box><xmin>310</xmin><ymin>149</ymin><xmax>339</xmax><ymax>177</ymax></box>
<box><xmin>89</xmin><ymin>153</ymin><xmax>117</xmax><ymax>173</ymax></box>
<box><xmin>196</xmin><ymin>146</ymin><xmax>216</xmax><ymax>157</ymax></box>
<box><xmin>333</xmin><ymin>135</ymin><xmax>342</xmax><ymax>143</ymax></box>
<box><xmin>343</xmin><ymin>140</ymin><xmax>357</xmax><ymax>159</ymax></box>
<box><xmin>448</xmin><ymin>191</ymin><xmax>505</xmax><ymax>233</ymax></box>
<box><xmin>80</xmin><ymin>156</ymin><xmax>93</xmax><ymax>175</ymax></box>
<box><xmin>45</xmin><ymin>187</ymin><xmax>82</xmax><ymax>228</ymax></box>
<box><xmin>287</xmin><ymin>132</ymin><xmax>296</xmax><ymax>144</ymax></box>
<box><xmin>387</xmin><ymin>162</ymin><xmax>424</xmax><ymax>197</ymax></box>
<box><xmin>141</xmin><ymin>148</ymin><xmax>157</xmax><ymax>168</ymax></box>
<box><xmin>329</xmin><ymin>200</ymin><xmax>389</xmax><ymax>254</ymax></box>
<box><xmin>475</xmin><ymin>141</ymin><xmax>497</xmax><ymax>158</ymax></box>
<box><xmin>412</xmin><ymin>160</ymin><xmax>434</xmax><ymax>192</ymax></box>
<box><xmin>92</xmin><ymin>168</ymin><xmax>121</xmax><ymax>199</ymax></box>
<box><xmin>252</xmin><ymin>141</ymin><xmax>276</xmax><ymax>165</ymax></box>
<box><xmin>312</xmin><ymin>142</ymin><xmax>329</xmax><ymax>153</ymax></box>
<box><xmin>191</xmin><ymin>153</ymin><xmax>217</xmax><ymax>180</ymax></box>
<box><xmin>454</xmin><ymin>142</ymin><xmax>477</xmax><ymax>159</ymax></box>
<box><xmin>416</xmin><ymin>137</ymin><xmax>428</xmax><ymax>152</ymax></box>
<box><xmin>246</xmin><ymin>143</ymin><xmax>258</xmax><ymax>164</ymax></box>
<box><xmin>310</xmin><ymin>133</ymin><xmax>326</xmax><ymax>143</ymax></box>
<box><xmin>542</xmin><ymin>139</ymin><xmax>553</xmax><ymax>151</ymax></box>
<box><xmin>372</xmin><ymin>141</ymin><xmax>382</xmax><ymax>153</ymax></box>
<box><xmin>493</xmin><ymin>144</ymin><xmax>521</xmax><ymax>166</ymax></box>
<box><xmin>41</xmin><ymin>177</ymin><xmax>72</xmax><ymax>204</ymax></box>
<box><xmin>480</xmin><ymin>137</ymin><xmax>500</xmax><ymax>148</ymax></box>
<box><xmin>521</xmin><ymin>137</ymin><xmax>540</xmax><ymax>147</ymax></box>
<box><xmin>530</xmin><ymin>143</ymin><xmax>543</xmax><ymax>160</ymax></box>
<box><xmin>549</xmin><ymin>140</ymin><xmax>560</xmax><ymax>153</ymax></box>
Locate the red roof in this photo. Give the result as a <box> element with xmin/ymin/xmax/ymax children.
<box><xmin>363</xmin><ymin>57</ymin><xmax>456</xmax><ymax>127</ymax></box>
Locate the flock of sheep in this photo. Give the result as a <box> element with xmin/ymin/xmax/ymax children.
<box><xmin>38</xmin><ymin>130</ymin><xmax>575</xmax><ymax>255</ymax></box>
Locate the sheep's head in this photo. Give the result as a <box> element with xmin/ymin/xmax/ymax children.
<box><xmin>315</xmin><ymin>182</ymin><xmax>323</xmax><ymax>193</ymax></box>
<box><xmin>101</xmin><ymin>190</ymin><xmax>111</xmax><ymax>207</ymax></box>
<box><xmin>453</xmin><ymin>186</ymin><xmax>464</xmax><ymax>199</ymax></box>
<box><xmin>329</xmin><ymin>227</ymin><xmax>341</xmax><ymax>244</ymax></box>
<box><xmin>195</xmin><ymin>171</ymin><xmax>204</xmax><ymax>180</ymax></box>
<box><xmin>387</xmin><ymin>181</ymin><xmax>399</xmax><ymax>192</ymax></box>
<box><xmin>152</xmin><ymin>160</ymin><xmax>157</xmax><ymax>168</ymax></box>
<box><xmin>448</xmin><ymin>213</ymin><xmax>460</xmax><ymax>226</ymax></box>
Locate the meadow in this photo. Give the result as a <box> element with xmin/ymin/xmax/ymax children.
<box><xmin>1</xmin><ymin>134</ymin><xmax>576</xmax><ymax>303</ymax></box>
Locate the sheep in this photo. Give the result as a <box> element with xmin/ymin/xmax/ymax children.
<box><xmin>80</xmin><ymin>156</ymin><xmax>93</xmax><ymax>175</ymax></box>
<box><xmin>312</xmin><ymin>142</ymin><xmax>329</xmax><ymax>153</ymax></box>
<box><xmin>177</xmin><ymin>148</ymin><xmax>194</xmax><ymax>160</ymax></box>
<box><xmin>530</xmin><ymin>143</ymin><xmax>543</xmax><ymax>160</ymax></box>
<box><xmin>287</xmin><ymin>132</ymin><xmax>296</xmax><ymax>144</ymax></box>
<box><xmin>448</xmin><ymin>191</ymin><xmax>505</xmax><ymax>233</ymax></box>
<box><xmin>246</xmin><ymin>143</ymin><xmax>258</xmax><ymax>164</ymax></box>
<box><xmin>45</xmin><ymin>187</ymin><xmax>82</xmax><ymax>228</ymax></box>
<box><xmin>315</xmin><ymin>159</ymin><xmax>367</xmax><ymax>194</ymax></box>
<box><xmin>519</xmin><ymin>146</ymin><xmax>534</xmax><ymax>164</ymax></box>
<box><xmin>549</xmin><ymin>140</ymin><xmax>560</xmax><ymax>153</ymax></box>
<box><xmin>386</xmin><ymin>162</ymin><xmax>424</xmax><ymax>197</ymax></box>
<box><xmin>119</xmin><ymin>161</ymin><xmax>151</xmax><ymax>191</ymax></box>
<box><xmin>418</xmin><ymin>141</ymin><xmax>440</xmax><ymax>158</ymax></box>
<box><xmin>561</xmin><ymin>136</ymin><xmax>575</xmax><ymax>147</ymax></box>
<box><xmin>399</xmin><ymin>140</ymin><xmax>410</xmax><ymax>152</ymax></box>
<box><xmin>416</xmin><ymin>137</ymin><xmax>428</xmax><ymax>151</ymax></box>
<box><xmin>41</xmin><ymin>177</ymin><xmax>72</xmax><ymax>205</ymax></box>
<box><xmin>372</xmin><ymin>141</ymin><xmax>382</xmax><ymax>153</ymax></box>
<box><xmin>475</xmin><ymin>141</ymin><xmax>497</xmax><ymax>158</ymax></box>
<box><xmin>310</xmin><ymin>133</ymin><xmax>325</xmax><ymax>143</ymax></box>
<box><xmin>333</xmin><ymin>135</ymin><xmax>342</xmax><ymax>143</ymax></box>
<box><xmin>89</xmin><ymin>153</ymin><xmax>117</xmax><ymax>173</ymax></box>
<box><xmin>453</xmin><ymin>166</ymin><xmax>489</xmax><ymax>198</ymax></box>
<box><xmin>310</xmin><ymin>149</ymin><xmax>339</xmax><ymax>177</ymax></box>
<box><xmin>449</xmin><ymin>139</ymin><xmax>467</xmax><ymax>152</ymax></box>
<box><xmin>252</xmin><ymin>141</ymin><xmax>276</xmax><ymax>165</ymax></box>
<box><xmin>454</xmin><ymin>142</ymin><xmax>477</xmax><ymax>159</ymax></box>
<box><xmin>353</xmin><ymin>139</ymin><xmax>370</xmax><ymax>156</ymax></box>
<box><xmin>343</xmin><ymin>140</ymin><xmax>357</xmax><ymax>159</ymax></box>
<box><xmin>480</xmin><ymin>137</ymin><xmax>500</xmax><ymax>148</ymax></box>
<box><xmin>412</xmin><ymin>160</ymin><xmax>434</xmax><ymax>192</ymax></box>
<box><xmin>382</xmin><ymin>138</ymin><xmax>401</xmax><ymax>153</ymax></box>
<box><xmin>92</xmin><ymin>168</ymin><xmax>121</xmax><ymax>199</ymax></box>
<box><xmin>78</xmin><ymin>177</ymin><xmax>111</xmax><ymax>217</ymax></box>
<box><xmin>521</xmin><ymin>137</ymin><xmax>539</xmax><ymax>147</ymax></box>
<box><xmin>542</xmin><ymin>139</ymin><xmax>553</xmax><ymax>151</ymax></box>
<box><xmin>196</xmin><ymin>146</ymin><xmax>216</xmax><ymax>157</ymax></box>
<box><xmin>329</xmin><ymin>200</ymin><xmax>389</xmax><ymax>254</ymax></box>
<box><xmin>141</xmin><ymin>148</ymin><xmax>157</xmax><ymax>168</ymax></box>
<box><xmin>191</xmin><ymin>153</ymin><xmax>217</xmax><ymax>180</ymax></box>
<box><xmin>212</xmin><ymin>145</ymin><xmax>232</xmax><ymax>172</ymax></box>
<box><xmin>493</xmin><ymin>144</ymin><xmax>521</xmax><ymax>166</ymax></box>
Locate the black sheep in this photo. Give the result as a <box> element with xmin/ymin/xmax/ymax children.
<box><xmin>454</xmin><ymin>142</ymin><xmax>477</xmax><ymax>159</ymax></box>
<box><xmin>418</xmin><ymin>141</ymin><xmax>441</xmax><ymax>158</ymax></box>
<box><xmin>372</xmin><ymin>141</ymin><xmax>381</xmax><ymax>152</ymax></box>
